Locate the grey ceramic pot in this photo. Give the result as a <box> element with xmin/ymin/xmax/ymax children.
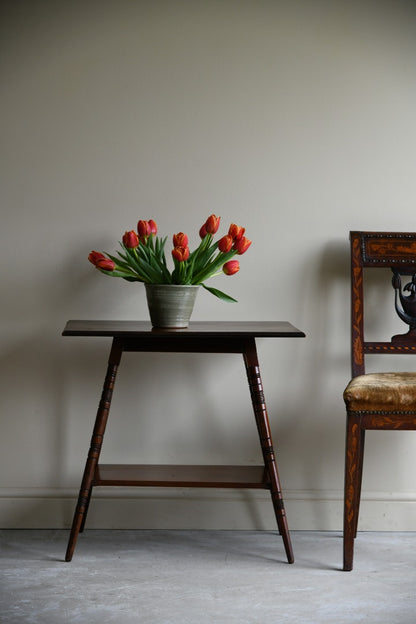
<box><xmin>145</xmin><ymin>283</ymin><xmax>199</xmax><ymax>328</ymax></box>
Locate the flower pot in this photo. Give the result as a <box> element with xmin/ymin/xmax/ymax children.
<box><xmin>145</xmin><ymin>284</ymin><xmax>199</xmax><ymax>328</ymax></box>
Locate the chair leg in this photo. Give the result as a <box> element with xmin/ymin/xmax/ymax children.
<box><xmin>343</xmin><ymin>412</ymin><xmax>363</xmax><ymax>571</ymax></box>
<box><xmin>353</xmin><ymin>428</ymin><xmax>365</xmax><ymax>538</ymax></box>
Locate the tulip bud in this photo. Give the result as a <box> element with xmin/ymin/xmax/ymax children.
<box><xmin>173</xmin><ymin>232</ymin><xmax>189</xmax><ymax>248</ymax></box>
<box><xmin>137</xmin><ymin>220</ymin><xmax>151</xmax><ymax>239</ymax></box>
<box><xmin>223</xmin><ymin>260</ymin><xmax>240</xmax><ymax>275</ymax></box>
<box><xmin>218</xmin><ymin>235</ymin><xmax>234</xmax><ymax>253</ymax></box>
<box><xmin>228</xmin><ymin>223</ymin><xmax>245</xmax><ymax>241</ymax></box>
<box><xmin>88</xmin><ymin>251</ymin><xmax>106</xmax><ymax>266</ymax></box>
<box><xmin>96</xmin><ymin>258</ymin><xmax>116</xmax><ymax>271</ymax></box>
<box><xmin>172</xmin><ymin>246</ymin><xmax>190</xmax><ymax>262</ymax></box>
<box><xmin>205</xmin><ymin>214</ymin><xmax>220</xmax><ymax>234</ymax></box>
<box><xmin>233</xmin><ymin>236</ymin><xmax>251</xmax><ymax>255</ymax></box>
<box><xmin>122</xmin><ymin>230</ymin><xmax>139</xmax><ymax>248</ymax></box>
<box><xmin>148</xmin><ymin>219</ymin><xmax>158</xmax><ymax>235</ymax></box>
<box><xmin>199</xmin><ymin>224</ymin><xmax>208</xmax><ymax>239</ymax></box>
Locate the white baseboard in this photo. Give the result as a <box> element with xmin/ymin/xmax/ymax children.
<box><xmin>1</xmin><ymin>488</ymin><xmax>416</xmax><ymax>530</ymax></box>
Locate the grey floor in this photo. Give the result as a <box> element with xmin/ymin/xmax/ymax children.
<box><xmin>1</xmin><ymin>530</ymin><xmax>415</xmax><ymax>624</ymax></box>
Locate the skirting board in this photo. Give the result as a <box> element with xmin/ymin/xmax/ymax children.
<box><xmin>1</xmin><ymin>488</ymin><xmax>416</xmax><ymax>531</ymax></box>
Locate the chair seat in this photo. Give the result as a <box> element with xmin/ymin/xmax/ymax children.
<box><xmin>344</xmin><ymin>372</ymin><xmax>416</xmax><ymax>412</ymax></box>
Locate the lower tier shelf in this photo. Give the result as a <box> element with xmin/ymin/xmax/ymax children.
<box><xmin>93</xmin><ymin>464</ymin><xmax>270</xmax><ymax>489</ymax></box>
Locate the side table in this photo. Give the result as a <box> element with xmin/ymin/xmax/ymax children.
<box><xmin>63</xmin><ymin>320</ymin><xmax>305</xmax><ymax>562</ymax></box>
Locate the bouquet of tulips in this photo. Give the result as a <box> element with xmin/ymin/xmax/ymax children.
<box><xmin>88</xmin><ymin>214</ymin><xmax>251</xmax><ymax>302</ymax></box>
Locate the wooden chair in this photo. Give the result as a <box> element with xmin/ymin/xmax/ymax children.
<box><xmin>343</xmin><ymin>231</ymin><xmax>416</xmax><ymax>571</ymax></box>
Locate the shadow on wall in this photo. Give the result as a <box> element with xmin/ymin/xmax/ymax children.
<box><xmin>0</xmin><ymin>327</ymin><xmax>109</xmax><ymax>487</ymax></box>
<box><xmin>303</xmin><ymin>238</ymin><xmax>351</xmax><ymax>527</ymax></box>
<box><xmin>270</xmin><ymin>238</ymin><xmax>351</xmax><ymax>526</ymax></box>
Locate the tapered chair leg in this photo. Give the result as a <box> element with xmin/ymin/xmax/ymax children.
<box><xmin>343</xmin><ymin>413</ymin><xmax>363</xmax><ymax>571</ymax></box>
<box><xmin>353</xmin><ymin>428</ymin><xmax>365</xmax><ymax>538</ymax></box>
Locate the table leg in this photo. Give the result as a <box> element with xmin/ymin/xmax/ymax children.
<box><xmin>79</xmin><ymin>487</ymin><xmax>92</xmax><ymax>533</ymax></box>
<box><xmin>65</xmin><ymin>339</ymin><xmax>122</xmax><ymax>561</ymax></box>
<box><xmin>243</xmin><ymin>338</ymin><xmax>294</xmax><ymax>564</ymax></box>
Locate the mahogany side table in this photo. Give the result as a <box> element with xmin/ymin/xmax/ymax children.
<box><xmin>63</xmin><ymin>320</ymin><xmax>305</xmax><ymax>562</ymax></box>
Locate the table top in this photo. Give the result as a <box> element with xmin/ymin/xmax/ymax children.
<box><xmin>63</xmin><ymin>320</ymin><xmax>305</xmax><ymax>338</ymax></box>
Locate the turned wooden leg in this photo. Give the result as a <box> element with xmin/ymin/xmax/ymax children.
<box><xmin>65</xmin><ymin>339</ymin><xmax>122</xmax><ymax>561</ymax></box>
<box><xmin>343</xmin><ymin>412</ymin><xmax>363</xmax><ymax>571</ymax></box>
<box><xmin>79</xmin><ymin>487</ymin><xmax>92</xmax><ymax>533</ymax></box>
<box><xmin>243</xmin><ymin>338</ymin><xmax>294</xmax><ymax>564</ymax></box>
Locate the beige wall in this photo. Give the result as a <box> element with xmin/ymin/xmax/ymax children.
<box><xmin>2</xmin><ymin>0</ymin><xmax>416</xmax><ymax>531</ymax></box>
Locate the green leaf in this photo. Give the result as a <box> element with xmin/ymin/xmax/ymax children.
<box><xmin>107</xmin><ymin>253</ymin><xmax>136</xmax><ymax>274</ymax></box>
<box><xmin>191</xmin><ymin>250</ymin><xmax>236</xmax><ymax>284</ymax></box>
<box><xmin>146</xmin><ymin>244</ymin><xmax>171</xmax><ymax>282</ymax></box>
<box><xmin>98</xmin><ymin>268</ymin><xmax>141</xmax><ymax>280</ymax></box>
<box><xmin>201</xmin><ymin>283</ymin><xmax>237</xmax><ymax>302</ymax></box>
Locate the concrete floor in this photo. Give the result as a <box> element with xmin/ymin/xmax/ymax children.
<box><xmin>1</xmin><ymin>530</ymin><xmax>415</xmax><ymax>624</ymax></box>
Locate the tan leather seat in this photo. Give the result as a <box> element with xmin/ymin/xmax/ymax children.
<box><xmin>344</xmin><ymin>372</ymin><xmax>416</xmax><ymax>412</ymax></box>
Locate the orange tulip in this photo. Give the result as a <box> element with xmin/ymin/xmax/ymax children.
<box><xmin>172</xmin><ymin>246</ymin><xmax>190</xmax><ymax>262</ymax></box>
<box><xmin>137</xmin><ymin>220</ymin><xmax>151</xmax><ymax>239</ymax></box>
<box><xmin>88</xmin><ymin>251</ymin><xmax>106</xmax><ymax>266</ymax></box>
<box><xmin>233</xmin><ymin>236</ymin><xmax>251</xmax><ymax>255</ymax></box>
<box><xmin>199</xmin><ymin>224</ymin><xmax>208</xmax><ymax>239</ymax></box>
<box><xmin>204</xmin><ymin>214</ymin><xmax>220</xmax><ymax>234</ymax></box>
<box><xmin>148</xmin><ymin>219</ymin><xmax>158</xmax><ymax>235</ymax></box>
<box><xmin>218</xmin><ymin>235</ymin><xmax>234</xmax><ymax>253</ymax></box>
<box><xmin>96</xmin><ymin>258</ymin><xmax>116</xmax><ymax>271</ymax></box>
<box><xmin>228</xmin><ymin>223</ymin><xmax>245</xmax><ymax>241</ymax></box>
<box><xmin>223</xmin><ymin>260</ymin><xmax>240</xmax><ymax>275</ymax></box>
<box><xmin>122</xmin><ymin>230</ymin><xmax>139</xmax><ymax>248</ymax></box>
<box><xmin>173</xmin><ymin>232</ymin><xmax>189</xmax><ymax>247</ymax></box>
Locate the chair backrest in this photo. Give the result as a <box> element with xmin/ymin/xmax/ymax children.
<box><xmin>350</xmin><ymin>231</ymin><xmax>416</xmax><ymax>377</ymax></box>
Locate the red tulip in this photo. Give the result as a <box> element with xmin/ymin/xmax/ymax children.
<box><xmin>88</xmin><ymin>251</ymin><xmax>106</xmax><ymax>266</ymax></box>
<box><xmin>172</xmin><ymin>246</ymin><xmax>190</xmax><ymax>262</ymax></box>
<box><xmin>218</xmin><ymin>235</ymin><xmax>234</xmax><ymax>253</ymax></box>
<box><xmin>122</xmin><ymin>230</ymin><xmax>139</xmax><ymax>248</ymax></box>
<box><xmin>148</xmin><ymin>219</ymin><xmax>158</xmax><ymax>235</ymax></box>
<box><xmin>173</xmin><ymin>232</ymin><xmax>189</xmax><ymax>247</ymax></box>
<box><xmin>96</xmin><ymin>258</ymin><xmax>116</xmax><ymax>271</ymax></box>
<box><xmin>204</xmin><ymin>214</ymin><xmax>220</xmax><ymax>234</ymax></box>
<box><xmin>137</xmin><ymin>220</ymin><xmax>151</xmax><ymax>239</ymax></box>
<box><xmin>228</xmin><ymin>223</ymin><xmax>245</xmax><ymax>241</ymax></box>
<box><xmin>199</xmin><ymin>224</ymin><xmax>208</xmax><ymax>239</ymax></box>
<box><xmin>223</xmin><ymin>260</ymin><xmax>240</xmax><ymax>275</ymax></box>
<box><xmin>233</xmin><ymin>236</ymin><xmax>251</xmax><ymax>255</ymax></box>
